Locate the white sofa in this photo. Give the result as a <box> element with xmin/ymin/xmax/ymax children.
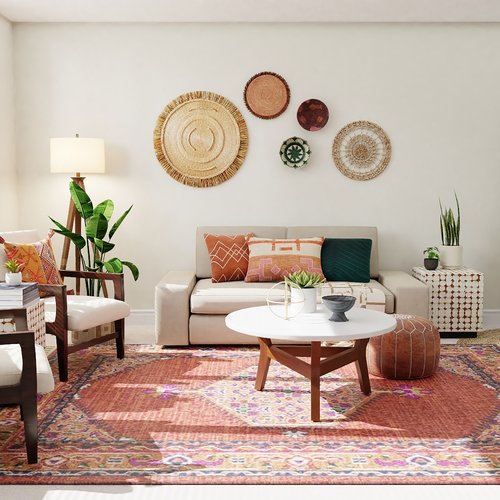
<box><xmin>155</xmin><ymin>226</ymin><xmax>430</xmax><ymax>346</ymax></box>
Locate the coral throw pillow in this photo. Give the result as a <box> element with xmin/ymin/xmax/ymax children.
<box><xmin>245</xmin><ymin>237</ymin><xmax>325</xmax><ymax>282</ymax></box>
<box><xmin>2</xmin><ymin>231</ymin><xmax>63</xmax><ymax>286</ymax></box>
<box><xmin>204</xmin><ymin>233</ymin><xmax>252</xmax><ymax>283</ymax></box>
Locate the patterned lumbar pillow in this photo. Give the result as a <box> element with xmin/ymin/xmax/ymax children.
<box><xmin>1</xmin><ymin>231</ymin><xmax>63</xmax><ymax>287</ymax></box>
<box><xmin>321</xmin><ymin>238</ymin><xmax>372</xmax><ymax>283</ymax></box>
<box><xmin>245</xmin><ymin>237</ymin><xmax>325</xmax><ymax>282</ymax></box>
<box><xmin>204</xmin><ymin>233</ymin><xmax>253</xmax><ymax>283</ymax></box>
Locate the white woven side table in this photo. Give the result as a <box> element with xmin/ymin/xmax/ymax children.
<box><xmin>411</xmin><ymin>266</ymin><xmax>483</xmax><ymax>338</ymax></box>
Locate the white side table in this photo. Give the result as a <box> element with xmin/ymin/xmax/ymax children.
<box><xmin>411</xmin><ymin>266</ymin><xmax>483</xmax><ymax>338</ymax></box>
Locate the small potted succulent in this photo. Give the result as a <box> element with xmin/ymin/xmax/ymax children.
<box><xmin>285</xmin><ymin>270</ymin><xmax>326</xmax><ymax>313</ymax></box>
<box><xmin>423</xmin><ymin>247</ymin><xmax>439</xmax><ymax>271</ymax></box>
<box><xmin>4</xmin><ymin>259</ymin><xmax>24</xmax><ymax>286</ymax></box>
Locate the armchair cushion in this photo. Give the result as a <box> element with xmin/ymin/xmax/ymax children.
<box><xmin>43</xmin><ymin>295</ymin><xmax>130</xmax><ymax>332</ymax></box>
<box><xmin>1</xmin><ymin>231</ymin><xmax>63</xmax><ymax>290</ymax></box>
<box><xmin>0</xmin><ymin>343</ymin><xmax>54</xmax><ymax>393</ymax></box>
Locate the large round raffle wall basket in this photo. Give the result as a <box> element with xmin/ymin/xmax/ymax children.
<box><xmin>154</xmin><ymin>91</ymin><xmax>248</xmax><ymax>188</ymax></box>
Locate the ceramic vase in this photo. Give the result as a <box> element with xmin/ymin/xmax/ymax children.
<box><xmin>291</xmin><ymin>287</ymin><xmax>317</xmax><ymax>313</ymax></box>
<box><xmin>5</xmin><ymin>272</ymin><xmax>22</xmax><ymax>286</ymax></box>
<box><xmin>438</xmin><ymin>245</ymin><xmax>463</xmax><ymax>269</ymax></box>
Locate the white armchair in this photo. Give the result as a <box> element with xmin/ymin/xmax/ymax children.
<box><xmin>0</xmin><ymin>330</ymin><xmax>54</xmax><ymax>463</ymax></box>
<box><xmin>1</xmin><ymin>230</ymin><xmax>130</xmax><ymax>382</ymax></box>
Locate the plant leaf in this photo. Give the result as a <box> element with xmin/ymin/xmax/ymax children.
<box><xmin>49</xmin><ymin>217</ymin><xmax>86</xmax><ymax>249</ymax></box>
<box><xmin>94</xmin><ymin>200</ymin><xmax>114</xmax><ymax>221</ymax></box>
<box><xmin>94</xmin><ymin>238</ymin><xmax>115</xmax><ymax>253</ymax></box>
<box><xmin>85</xmin><ymin>213</ymin><xmax>108</xmax><ymax>240</ymax></box>
<box><xmin>122</xmin><ymin>261</ymin><xmax>139</xmax><ymax>281</ymax></box>
<box><xmin>103</xmin><ymin>257</ymin><xmax>123</xmax><ymax>273</ymax></box>
<box><xmin>109</xmin><ymin>205</ymin><xmax>133</xmax><ymax>240</ymax></box>
<box><xmin>69</xmin><ymin>181</ymin><xmax>93</xmax><ymax>220</ymax></box>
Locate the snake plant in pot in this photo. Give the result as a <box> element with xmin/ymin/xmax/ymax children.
<box><xmin>50</xmin><ymin>181</ymin><xmax>139</xmax><ymax>296</ymax></box>
<box><xmin>439</xmin><ymin>192</ymin><xmax>462</xmax><ymax>269</ymax></box>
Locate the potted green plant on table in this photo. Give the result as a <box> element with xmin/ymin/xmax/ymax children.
<box><xmin>423</xmin><ymin>247</ymin><xmax>439</xmax><ymax>270</ymax></box>
<box><xmin>439</xmin><ymin>192</ymin><xmax>462</xmax><ymax>269</ymax></box>
<box><xmin>3</xmin><ymin>259</ymin><xmax>24</xmax><ymax>286</ymax></box>
<box><xmin>50</xmin><ymin>181</ymin><xmax>139</xmax><ymax>296</ymax></box>
<box><xmin>284</xmin><ymin>270</ymin><xmax>326</xmax><ymax>313</ymax></box>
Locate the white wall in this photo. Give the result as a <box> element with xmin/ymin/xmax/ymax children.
<box><xmin>0</xmin><ymin>15</ymin><xmax>17</xmax><ymax>229</ymax></box>
<box><xmin>13</xmin><ymin>23</ymin><xmax>500</xmax><ymax>310</ymax></box>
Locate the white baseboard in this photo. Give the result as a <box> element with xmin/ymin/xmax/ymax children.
<box><xmin>483</xmin><ymin>309</ymin><xmax>500</xmax><ymax>329</ymax></box>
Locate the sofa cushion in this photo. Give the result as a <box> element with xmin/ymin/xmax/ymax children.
<box><xmin>321</xmin><ymin>238</ymin><xmax>372</xmax><ymax>283</ymax></box>
<box><xmin>191</xmin><ymin>278</ymin><xmax>393</xmax><ymax>315</ymax></box>
<box><xmin>204</xmin><ymin>233</ymin><xmax>252</xmax><ymax>283</ymax></box>
<box><xmin>191</xmin><ymin>279</ymin><xmax>281</xmax><ymax>314</ymax></box>
<box><xmin>286</xmin><ymin>226</ymin><xmax>379</xmax><ymax>278</ymax></box>
<box><xmin>245</xmin><ymin>237</ymin><xmax>324</xmax><ymax>282</ymax></box>
<box><xmin>196</xmin><ymin>227</ymin><xmax>287</xmax><ymax>279</ymax></box>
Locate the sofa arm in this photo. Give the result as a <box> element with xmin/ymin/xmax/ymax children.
<box><xmin>155</xmin><ymin>270</ymin><xmax>197</xmax><ymax>346</ymax></box>
<box><xmin>378</xmin><ymin>270</ymin><xmax>430</xmax><ymax>318</ymax></box>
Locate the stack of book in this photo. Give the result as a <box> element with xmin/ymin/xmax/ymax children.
<box><xmin>0</xmin><ymin>282</ymin><xmax>39</xmax><ymax>308</ymax></box>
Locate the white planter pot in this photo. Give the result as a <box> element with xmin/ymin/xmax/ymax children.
<box><xmin>5</xmin><ymin>272</ymin><xmax>22</xmax><ymax>286</ymax></box>
<box><xmin>439</xmin><ymin>245</ymin><xmax>463</xmax><ymax>269</ymax></box>
<box><xmin>291</xmin><ymin>287</ymin><xmax>317</xmax><ymax>313</ymax></box>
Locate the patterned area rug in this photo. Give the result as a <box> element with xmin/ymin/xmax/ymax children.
<box><xmin>457</xmin><ymin>329</ymin><xmax>500</xmax><ymax>345</ymax></box>
<box><xmin>0</xmin><ymin>345</ymin><xmax>498</xmax><ymax>485</ymax></box>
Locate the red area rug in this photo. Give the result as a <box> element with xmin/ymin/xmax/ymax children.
<box><xmin>0</xmin><ymin>345</ymin><xmax>498</xmax><ymax>484</ymax></box>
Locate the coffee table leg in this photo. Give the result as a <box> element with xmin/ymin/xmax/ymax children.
<box><xmin>354</xmin><ymin>338</ymin><xmax>371</xmax><ymax>395</ymax></box>
<box><xmin>310</xmin><ymin>341</ymin><xmax>321</xmax><ymax>422</ymax></box>
<box><xmin>255</xmin><ymin>338</ymin><xmax>272</xmax><ymax>391</ymax></box>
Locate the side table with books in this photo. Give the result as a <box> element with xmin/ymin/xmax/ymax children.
<box><xmin>0</xmin><ymin>282</ymin><xmax>46</xmax><ymax>347</ymax></box>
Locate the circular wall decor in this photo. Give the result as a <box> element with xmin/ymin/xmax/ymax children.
<box><xmin>297</xmin><ymin>99</ymin><xmax>329</xmax><ymax>131</ymax></box>
<box><xmin>244</xmin><ymin>72</ymin><xmax>290</xmax><ymax>119</ymax></box>
<box><xmin>153</xmin><ymin>91</ymin><xmax>248</xmax><ymax>188</ymax></box>
<box><xmin>332</xmin><ymin>121</ymin><xmax>391</xmax><ymax>181</ymax></box>
<box><xmin>280</xmin><ymin>137</ymin><xmax>311</xmax><ymax>168</ymax></box>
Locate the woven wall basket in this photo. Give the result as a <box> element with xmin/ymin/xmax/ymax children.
<box><xmin>154</xmin><ymin>91</ymin><xmax>248</xmax><ymax>188</ymax></box>
<box><xmin>244</xmin><ymin>72</ymin><xmax>290</xmax><ymax>119</ymax></box>
<box><xmin>332</xmin><ymin>120</ymin><xmax>391</xmax><ymax>181</ymax></box>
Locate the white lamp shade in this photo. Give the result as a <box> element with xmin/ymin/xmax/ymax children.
<box><xmin>50</xmin><ymin>137</ymin><xmax>105</xmax><ymax>174</ymax></box>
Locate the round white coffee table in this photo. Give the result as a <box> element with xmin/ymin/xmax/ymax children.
<box><xmin>225</xmin><ymin>305</ymin><xmax>396</xmax><ymax>421</ymax></box>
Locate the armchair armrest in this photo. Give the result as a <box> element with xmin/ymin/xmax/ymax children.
<box><xmin>59</xmin><ymin>270</ymin><xmax>125</xmax><ymax>301</ymax></box>
<box><xmin>155</xmin><ymin>270</ymin><xmax>197</xmax><ymax>346</ymax></box>
<box><xmin>38</xmin><ymin>283</ymin><xmax>68</xmax><ymax>331</ymax></box>
<box><xmin>378</xmin><ymin>270</ymin><xmax>429</xmax><ymax>318</ymax></box>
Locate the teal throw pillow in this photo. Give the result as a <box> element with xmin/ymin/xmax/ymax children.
<box><xmin>321</xmin><ymin>238</ymin><xmax>372</xmax><ymax>283</ymax></box>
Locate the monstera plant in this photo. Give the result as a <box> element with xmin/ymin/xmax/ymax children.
<box><xmin>50</xmin><ymin>181</ymin><xmax>139</xmax><ymax>296</ymax></box>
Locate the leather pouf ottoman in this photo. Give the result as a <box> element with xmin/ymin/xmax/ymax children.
<box><xmin>368</xmin><ymin>314</ymin><xmax>440</xmax><ymax>379</ymax></box>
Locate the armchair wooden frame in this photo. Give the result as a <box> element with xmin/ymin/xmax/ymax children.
<box><xmin>0</xmin><ymin>330</ymin><xmax>38</xmax><ymax>463</ymax></box>
<box><xmin>40</xmin><ymin>269</ymin><xmax>125</xmax><ymax>382</ymax></box>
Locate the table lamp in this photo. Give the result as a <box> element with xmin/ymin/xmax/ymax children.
<box><xmin>50</xmin><ymin>134</ymin><xmax>105</xmax><ymax>275</ymax></box>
